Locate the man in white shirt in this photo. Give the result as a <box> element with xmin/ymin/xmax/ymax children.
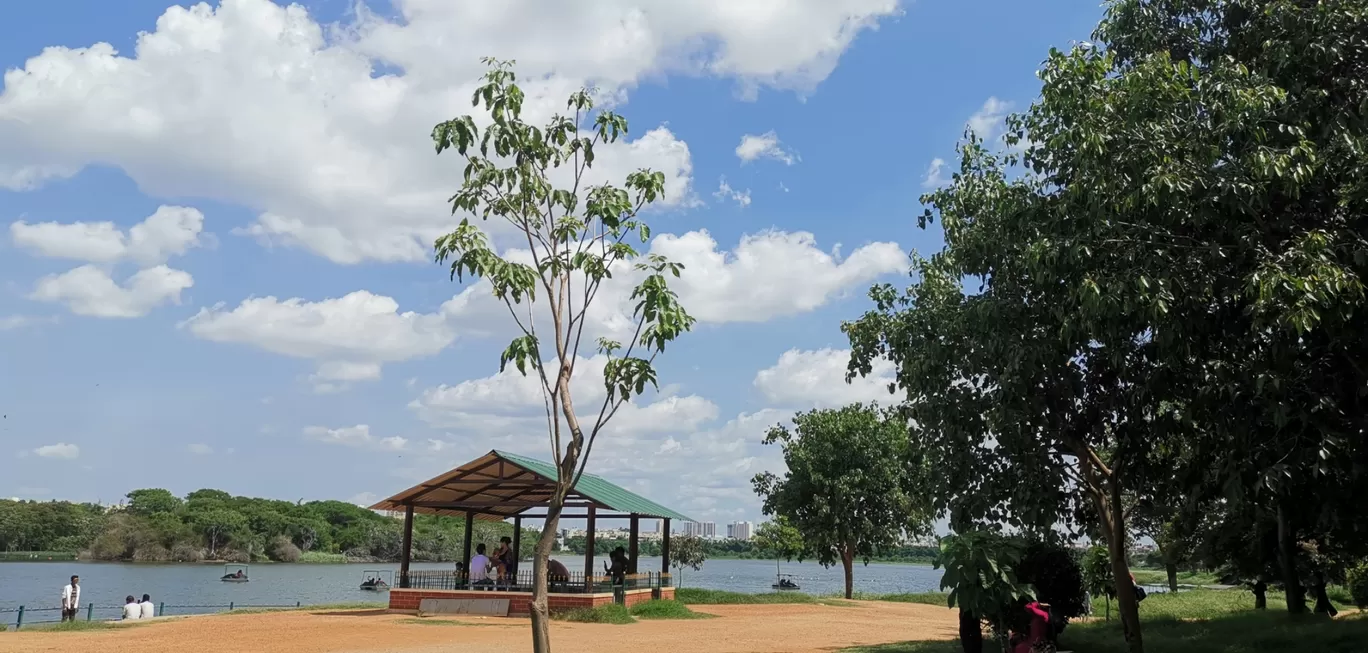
<box><xmin>469</xmin><ymin>543</ymin><xmax>492</xmax><ymax>584</ymax></box>
<box><xmin>60</xmin><ymin>575</ymin><xmax>80</xmax><ymax>622</ymax></box>
<box><xmin>122</xmin><ymin>596</ymin><xmax>141</xmax><ymax>620</ymax></box>
<box><xmin>139</xmin><ymin>594</ymin><xmax>155</xmax><ymax>619</ymax></box>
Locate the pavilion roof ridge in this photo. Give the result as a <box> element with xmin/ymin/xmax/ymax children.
<box><xmin>491</xmin><ymin>449</ymin><xmax>694</xmax><ymax>523</ymax></box>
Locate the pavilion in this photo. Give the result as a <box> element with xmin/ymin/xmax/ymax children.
<box><xmin>370</xmin><ymin>449</ymin><xmax>693</xmax><ymax>615</ymax></box>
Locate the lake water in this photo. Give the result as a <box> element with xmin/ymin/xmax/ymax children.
<box><xmin>0</xmin><ymin>557</ymin><xmax>943</xmax><ymax>624</ymax></box>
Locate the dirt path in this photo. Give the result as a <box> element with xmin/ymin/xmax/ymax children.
<box><xmin>0</xmin><ymin>602</ymin><xmax>958</xmax><ymax>653</ymax></box>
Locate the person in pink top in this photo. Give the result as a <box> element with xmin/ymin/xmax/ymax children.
<box><xmin>1012</xmin><ymin>601</ymin><xmax>1054</xmax><ymax>653</ymax></box>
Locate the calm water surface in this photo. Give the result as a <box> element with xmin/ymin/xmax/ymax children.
<box><xmin>0</xmin><ymin>556</ymin><xmax>942</xmax><ymax>624</ymax></box>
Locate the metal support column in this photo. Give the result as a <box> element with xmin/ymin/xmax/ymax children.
<box><xmin>399</xmin><ymin>505</ymin><xmax>414</xmax><ymax>588</ymax></box>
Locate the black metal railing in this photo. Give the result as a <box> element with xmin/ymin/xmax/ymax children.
<box><xmin>401</xmin><ymin>569</ymin><xmax>672</xmax><ymax>594</ymax></box>
<box><xmin>0</xmin><ymin>601</ymin><xmax>309</xmax><ymax>630</ymax></box>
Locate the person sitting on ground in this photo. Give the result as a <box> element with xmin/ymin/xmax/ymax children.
<box><xmin>469</xmin><ymin>543</ymin><xmax>493</xmax><ymax>585</ymax></box>
<box><xmin>1011</xmin><ymin>601</ymin><xmax>1053</xmax><ymax>653</ymax></box>
<box><xmin>139</xmin><ymin>594</ymin><xmax>155</xmax><ymax>619</ymax></box>
<box><xmin>123</xmin><ymin>595</ymin><xmax>141</xmax><ymax>621</ymax></box>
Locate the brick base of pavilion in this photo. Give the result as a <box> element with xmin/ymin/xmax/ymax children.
<box><xmin>388</xmin><ymin>586</ymin><xmax>675</xmax><ymax>616</ymax></box>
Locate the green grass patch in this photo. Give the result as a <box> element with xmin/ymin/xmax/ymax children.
<box><xmin>1130</xmin><ymin>567</ymin><xmax>1222</xmax><ymax>587</ymax></box>
<box><xmin>19</xmin><ymin>620</ymin><xmax>142</xmax><ymax>633</ymax></box>
<box><xmin>304</xmin><ymin>602</ymin><xmax>387</xmax><ymax>610</ymax></box>
<box><xmin>843</xmin><ymin>587</ymin><xmax>1368</xmax><ymax>653</ymax></box>
<box><xmin>675</xmin><ymin>588</ymin><xmax>822</xmax><ymax>605</ymax></box>
<box><xmin>296</xmin><ymin>551</ymin><xmax>348</xmax><ymax>564</ymax></box>
<box><xmin>628</xmin><ymin>599</ymin><xmax>714</xmax><ymax>620</ymax></box>
<box><xmin>1090</xmin><ymin>587</ymin><xmax>1266</xmax><ymax>621</ymax></box>
<box><xmin>554</xmin><ymin>603</ymin><xmax>635</xmax><ymax>625</ymax></box>
<box><xmin>675</xmin><ymin>587</ymin><xmax>856</xmax><ymax>607</ymax></box>
<box><xmin>1058</xmin><ymin>611</ymin><xmax>1368</xmax><ymax>653</ymax></box>
<box><xmin>227</xmin><ymin>601</ymin><xmax>385</xmax><ymax>615</ymax></box>
<box><xmin>0</xmin><ymin>551</ymin><xmax>78</xmax><ymax>562</ymax></box>
<box><xmin>848</xmin><ymin>591</ymin><xmax>951</xmax><ymax>607</ymax></box>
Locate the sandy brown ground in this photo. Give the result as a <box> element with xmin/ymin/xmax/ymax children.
<box><xmin>0</xmin><ymin>602</ymin><xmax>957</xmax><ymax>653</ymax></box>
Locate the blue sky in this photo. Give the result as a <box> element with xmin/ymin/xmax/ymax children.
<box><xmin>0</xmin><ymin>0</ymin><xmax>1105</xmax><ymax>526</ymax></box>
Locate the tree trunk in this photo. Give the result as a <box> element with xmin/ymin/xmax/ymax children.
<box><xmin>1093</xmin><ymin>475</ymin><xmax>1143</xmax><ymax>653</ymax></box>
<box><xmin>958</xmin><ymin>609</ymin><xmax>983</xmax><ymax>653</ymax></box>
<box><xmin>841</xmin><ymin>543</ymin><xmax>855</xmax><ymax>599</ymax></box>
<box><xmin>1311</xmin><ymin>570</ymin><xmax>1337</xmax><ymax>617</ymax></box>
<box><xmin>1275</xmin><ymin>502</ymin><xmax>1306</xmax><ymax>614</ymax></box>
<box><xmin>1253</xmin><ymin>580</ymin><xmax>1267</xmax><ymax>609</ymax></box>
<box><xmin>529</xmin><ymin>501</ymin><xmax>564</xmax><ymax>653</ymax></box>
<box><xmin>1164</xmin><ymin>561</ymin><xmax>1178</xmax><ymax>593</ymax></box>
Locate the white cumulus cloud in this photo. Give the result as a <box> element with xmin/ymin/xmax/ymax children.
<box><xmin>0</xmin><ymin>0</ymin><xmax>897</xmax><ymax>263</ymax></box>
<box><xmin>33</xmin><ymin>443</ymin><xmax>80</xmax><ymax>459</ymax></box>
<box><xmin>922</xmin><ymin>157</ymin><xmax>948</xmax><ymax>189</ymax></box>
<box><xmin>409</xmin><ymin>354</ymin><xmax>719</xmax><ymax>442</ymax></box>
<box><xmin>735</xmin><ymin>131</ymin><xmax>797</xmax><ymax>165</ymax></box>
<box><xmin>304</xmin><ymin>424</ymin><xmax>408</xmax><ymax>451</ymax></box>
<box><xmin>754</xmin><ymin>347</ymin><xmax>898</xmax><ymax>409</ymax></box>
<box><xmin>181</xmin><ymin>291</ymin><xmax>463</xmax><ymax>391</ymax></box>
<box><xmin>13</xmin><ymin>206</ymin><xmax>203</xmax><ymax>318</ymax></box>
<box><xmin>30</xmin><ymin>264</ymin><xmax>194</xmax><ymax>318</ymax></box>
<box><xmin>713</xmin><ymin>177</ymin><xmax>752</xmax><ymax>207</ymax></box>
<box><xmin>966</xmin><ymin>96</ymin><xmax>1016</xmax><ymax>146</ymax></box>
<box><xmin>430</xmin><ymin>229</ymin><xmax>908</xmax><ymax>357</ymax></box>
<box><xmin>11</xmin><ymin>205</ymin><xmax>204</xmax><ymax>265</ymax></box>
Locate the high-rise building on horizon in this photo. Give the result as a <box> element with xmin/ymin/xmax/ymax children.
<box><xmin>679</xmin><ymin>521</ymin><xmax>718</xmax><ymax>539</ymax></box>
<box><xmin>728</xmin><ymin>521</ymin><xmax>754</xmax><ymax>541</ymax></box>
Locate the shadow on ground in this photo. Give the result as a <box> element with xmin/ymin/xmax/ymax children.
<box><xmin>841</xmin><ymin>610</ymin><xmax>1368</xmax><ymax>653</ymax></box>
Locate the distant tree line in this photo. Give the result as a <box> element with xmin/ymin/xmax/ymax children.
<box><xmin>0</xmin><ymin>489</ymin><xmax>536</xmax><ymax>563</ymax></box>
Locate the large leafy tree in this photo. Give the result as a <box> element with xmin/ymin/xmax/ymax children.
<box><xmin>847</xmin><ymin>2</ymin><xmax>1368</xmax><ymax>649</ymax></box>
<box><xmin>1094</xmin><ymin>0</ymin><xmax>1368</xmax><ymax>616</ymax></box>
<box><xmin>429</xmin><ymin>59</ymin><xmax>694</xmax><ymax>652</ymax></box>
<box><xmin>752</xmin><ymin>403</ymin><xmax>931</xmax><ymax>599</ymax></box>
<box><xmin>124</xmin><ymin>489</ymin><xmax>183</xmax><ymax>517</ymax></box>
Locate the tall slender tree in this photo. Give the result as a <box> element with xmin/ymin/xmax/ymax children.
<box><xmin>431</xmin><ymin>59</ymin><xmax>695</xmax><ymax>652</ymax></box>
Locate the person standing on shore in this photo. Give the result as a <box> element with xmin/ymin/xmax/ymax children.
<box><xmin>139</xmin><ymin>594</ymin><xmax>155</xmax><ymax>619</ymax></box>
<box><xmin>60</xmin><ymin>575</ymin><xmax>80</xmax><ymax>622</ymax></box>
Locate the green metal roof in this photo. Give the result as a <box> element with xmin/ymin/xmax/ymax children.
<box><xmin>373</xmin><ymin>449</ymin><xmax>695</xmax><ymax>522</ymax></box>
<box><xmin>494</xmin><ymin>450</ymin><xmax>694</xmax><ymax>522</ymax></box>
